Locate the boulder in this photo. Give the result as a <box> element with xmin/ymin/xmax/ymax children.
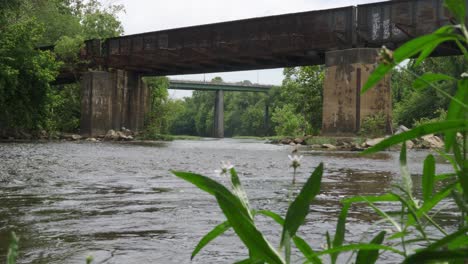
<box><xmin>71</xmin><ymin>134</ymin><xmax>82</xmax><ymax>141</ymax></box>
<box><xmin>395</xmin><ymin>125</ymin><xmax>409</xmax><ymax>135</ymax></box>
<box><xmin>321</xmin><ymin>144</ymin><xmax>337</xmax><ymax>150</ymax></box>
<box><xmin>280</xmin><ymin>138</ymin><xmax>292</xmax><ymax>145</ymax></box>
<box><xmin>405</xmin><ymin>140</ymin><xmax>414</xmax><ymax>149</ymax></box>
<box><xmin>86</xmin><ymin>137</ymin><xmax>97</xmax><ymax>142</ymax></box>
<box><xmin>364</xmin><ymin>137</ymin><xmax>385</xmax><ymax>147</ymax></box>
<box><xmin>420</xmin><ymin>134</ymin><xmax>444</xmax><ymax>149</ymax></box>
<box><xmin>350</xmin><ymin>144</ymin><xmax>365</xmax><ymax>151</ymax></box>
<box><xmin>294</xmin><ymin>137</ymin><xmax>304</xmax><ymax>145</ymax></box>
<box><xmin>104</xmin><ymin>130</ymin><xmax>119</xmax><ymax>140</ymax></box>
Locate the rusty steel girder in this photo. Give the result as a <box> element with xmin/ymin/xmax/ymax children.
<box><xmin>82</xmin><ymin>7</ymin><xmax>355</xmax><ymax>75</ymax></box>
<box><xmin>76</xmin><ymin>0</ymin><xmax>467</xmax><ymax>78</ymax></box>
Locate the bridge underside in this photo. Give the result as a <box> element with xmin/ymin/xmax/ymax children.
<box><xmin>70</xmin><ymin>0</ymin><xmax>465</xmax><ymax>136</ymax></box>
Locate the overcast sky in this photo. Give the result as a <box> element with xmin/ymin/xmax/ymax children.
<box><xmin>109</xmin><ymin>0</ymin><xmax>384</xmax><ymax>98</ymax></box>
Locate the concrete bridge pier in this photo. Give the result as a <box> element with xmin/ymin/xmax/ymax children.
<box><xmin>214</xmin><ymin>90</ymin><xmax>224</xmax><ymax>138</ymax></box>
<box><xmin>80</xmin><ymin>70</ymin><xmax>149</xmax><ymax>137</ymax></box>
<box><xmin>321</xmin><ymin>48</ymin><xmax>392</xmax><ymax>135</ymax></box>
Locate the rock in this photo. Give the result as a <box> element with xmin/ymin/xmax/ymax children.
<box><xmin>289</xmin><ymin>142</ymin><xmax>296</xmax><ymax>146</ymax></box>
<box><xmin>19</xmin><ymin>131</ymin><xmax>32</xmax><ymax>139</ymax></box>
<box><xmin>395</xmin><ymin>125</ymin><xmax>409</xmax><ymax>135</ymax></box>
<box><xmin>71</xmin><ymin>134</ymin><xmax>82</xmax><ymax>141</ymax></box>
<box><xmin>39</xmin><ymin>130</ymin><xmax>48</xmax><ymax>139</ymax></box>
<box><xmin>350</xmin><ymin>144</ymin><xmax>365</xmax><ymax>151</ymax></box>
<box><xmin>310</xmin><ymin>144</ymin><xmax>322</xmax><ymax>149</ymax></box>
<box><xmin>86</xmin><ymin>137</ymin><xmax>97</xmax><ymax>142</ymax></box>
<box><xmin>104</xmin><ymin>130</ymin><xmax>119</xmax><ymax>140</ymax></box>
<box><xmin>321</xmin><ymin>144</ymin><xmax>337</xmax><ymax>150</ymax></box>
<box><xmin>8</xmin><ymin>137</ymin><xmax>14</xmax><ymax>140</ymax></box>
<box><xmin>364</xmin><ymin>137</ymin><xmax>385</xmax><ymax>147</ymax></box>
<box><xmin>294</xmin><ymin>137</ymin><xmax>304</xmax><ymax>145</ymax></box>
<box><xmin>421</xmin><ymin>134</ymin><xmax>444</xmax><ymax>149</ymax></box>
<box><xmin>405</xmin><ymin>140</ymin><xmax>414</xmax><ymax>149</ymax></box>
<box><xmin>126</xmin><ymin>135</ymin><xmax>134</xmax><ymax>141</ymax></box>
<box><xmin>280</xmin><ymin>138</ymin><xmax>292</xmax><ymax>145</ymax></box>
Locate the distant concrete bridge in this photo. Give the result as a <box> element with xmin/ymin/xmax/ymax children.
<box><xmin>168</xmin><ymin>80</ymin><xmax>272</xmax><ymax>137</ymax></box>
<box><xmin>74</xmin><ymin>0</ymin><xmax>467</xmax><ymax>137</ymax></box>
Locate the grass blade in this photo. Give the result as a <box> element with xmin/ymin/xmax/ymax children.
<box><xmin>293</xmin><ymin>236</ymin><xmax>322</xmax><ymax>264</ymax></box>
<box><xmin>362</xmin><ymin>32</ymin><xmax>459</xmax><ymax>93</ymax></box>
<box><xmin>317</xmin><ymin>244</ymin><xmax>404</xmax><ymax>256</ymax></box>
<box><xmin>331</xmin><ymin>204</ymin><xmax>350</xmax><ymax>264</ymax></box>
<box><xmin>355</xmin><ymin>231</ymin><xmax>386</xmax><ymax>264</ymax></box>
<box><xmin>362</xmin><ymin>198</ymin><xmax>401</xmax><ymax>232</ymax></box>
<box><xmin>342</xmin><ymin>193</ymin><xmax>399</xmax><ymax>204</ymax></box>
<box><xmin>216</xmin><ymin>194</ymin><xmax>284</xmax><ymax>264</ymax></box>
<box><xmin>281</xmin><ymin>163</ymin><xmax>323</xmax><ymax>247</ymax></box>
<box><xmin>422</xmin><ymin>155</ymin><xmax>435</xmax><ymax>203</ymax></box>
<box><xmin>7</xmin><ymin>232</ymin><xmax>18</xmax><ymax>264</ymax></box>
<box><xmin>403</xmin><ymin>250</ymin><xmax>468</xmax><ymax>264</ymax></box>
<box><xmin>445</xmin><ymin>79</ymin><xmax>468</xmax><ymax>151</ymax></box>
<box><xmin>256</xmin><ymin>210</ymin><xmax>321</xmax><ymax>263</ymax></box>
<box><xmin>172</xmin><ymin>171</ymin><xmax>283</xmax><ymax>263</ymax></box>
<box><xmin>191</xmin><ymin>221</ymin><xmax>231</xmax><ymax>260</ymax></box>
<box><xmin>362</xmin><ymin>120</ymin><xmax>468</xmax><ymax>154</ymax></box>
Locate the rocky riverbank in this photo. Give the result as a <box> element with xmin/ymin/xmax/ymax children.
<box><xmin>270</xmin><ymin>125</ymin><xmax>446</xmax><ymax>151</ymax></box>
<box><xmin>0</xmin><ymin>128</ymin><xmax>137</xmax><ymax>142</ymax></box>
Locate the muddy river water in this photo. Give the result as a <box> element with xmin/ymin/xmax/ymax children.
<box><xmin>0</xmin><ymin>139</ymin><xmax>457</xmax><ymax>263</ymax></box>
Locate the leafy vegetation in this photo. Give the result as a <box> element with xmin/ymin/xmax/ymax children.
<box><xmin>172</xmin><ymin>1</ymin><xmax>468</xmax><ymax>263</ymax></box>
<box><xmin>0</xmin><ymin>0</ymin><xmax>124</xmax><ymax>136</ymax></box>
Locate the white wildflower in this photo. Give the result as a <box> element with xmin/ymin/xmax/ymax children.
<box><xmin>288</xmin><ymin>155</ymin><xmax>303</xmax><ymax>170</ymax></box>
<box><xmin>461</xmin><ymin>72</ymin><xmax>468</xmax><ymax>78</ymax></box>
<box><xmin>214</xmin><ymin>161</ymin><xmax>234</xmax><ymax>177</ymax></box>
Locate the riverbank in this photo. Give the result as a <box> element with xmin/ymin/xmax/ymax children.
<box><xmin>0</xmin><ymin>128</ymin><xmax>446</xmax><ymax>151</ymax></box>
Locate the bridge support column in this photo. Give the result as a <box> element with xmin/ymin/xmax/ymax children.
<box><xmin>264</xmin><ymin>102</ymin><xmax>269</xmax><ymax>136</ymax></box>
<box><xmin>321</xmin><ymin>48</ymin><xmax>392</xmax><ymax>135</ymax></box>
<box><xmin>80</xmin><ymin>70</ymin><xmax>149</xmax><ymax>137</ymax></box>
<box><xmin>214</xmin><ymin>90</ymin><xmax>224</xmax><ymax>138</ymax></box>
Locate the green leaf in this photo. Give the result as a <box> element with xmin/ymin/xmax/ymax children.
<box><xmin>256</xmin><ymin>210</ymin><xmax>321</xmax><ymax>264</ymax></box>
<box><xmin>412</xmin><ymin>73</ymin><xmax>456</xmax><ymax>90</ymax></box>
<box><xmin>281</xmin><ymin>163</ymin><xmax>323</xmax><ymax>247</ymax></box>
<box><xmin>362</xmin><ymin>198</ymin><xmax>401</xmax><ymax>232</ymax></box>
<box><xmin>399</xmin><ymin>143</ymin><xmax>413</xmax><ymax>197</ymax></box>
<box><xmin>444</xmin><ymin>0</ymin><xmax>466</xmax><ymax>23</ymax></box>
<box><xmin>363</xmin><ymin>120</ymin><xmax>468</xmax><ymax>154</ymax></box>
<box><xmin>331</xmin><ymin>204</ymin><xmax>350</xmax><ymax>264</ymax></box>
<box><xmin>403</xmin><ymin>250</ymin><xmax>468</xmax><ymax>263</ymax></box>
<box><xmin>422</xmin><ymin>155</ymin><xmax>435</xmax><ymax>203</ymax></box>
<box><xmin>406</xmin><ymin>182</ymin><xmax>457</xmax><ymax>226</ymax></box>
<box><xmin>317</xmin><ymin>244</ymin><xmax>404</xmax><ymax>256</ymax></box>
<box><xmin>445</xmin><ymin>79</ymin><xmax>468</xmax><ymax>151</ymax></box>
<box><xmin>362</xmin><ymin>32</ymin><xmax>460</xmax><ymax>93</ymax></box>
<box><xmin>7</xmin><ymin>232</ymin><xmax>18</xmax><ymax>264</ymax></box>
<box><xmin>234</xmin><ymin>259</ymin><xmax>265</xmax><ymax>264</ymax></box>
<box><xmin>256</xmin><ymin>210</ymin><xmax>285</xmax><ymax>225</ymax></box>
<box><xmin>216</xmin><ymin>194</ymin><xmax>284</xmax><ymax>264</ymax></box>
<box><xmin>342</xmin><ymin>193</ymin><xmax>399</xmax><ymax>204</ymax></box>
<box><xmin>293</xmin><ymin>236</ymin><xmax>322</xmax><ymax>264</ymax></box>
<box><xmin>355</xmin><ymin>231</ymin><xmax>386</xmax><ymax>264</ymax></box>
<box><xmin>230</xmin><ymin>168</ymin><xmax>253</xmax><ymax>218</ymax></box>
<box><xmin>424</xmin><ymin>226</ymin><xmax>468</xmax><ymax>251</ymax></box>
<box><xmin>191</xmin><ymin>221</ymin><xmax>231</xmax><ymax>260</ymax></box>
<box><xmin>172</xmin><ymin>171</ymin><xmax>283</xmax><ymax>263</ymax></box>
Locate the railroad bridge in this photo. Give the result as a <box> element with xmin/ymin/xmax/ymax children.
<box><xmin>67</xmin><ymin>0</ymin><xmax>466</xmax><ymax>137</ymax></box>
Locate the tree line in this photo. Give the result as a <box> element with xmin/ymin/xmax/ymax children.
<box><xmin>0</xmin><ymin>0</ymin><xmax>464</xmax><ymax>138</ymax></box>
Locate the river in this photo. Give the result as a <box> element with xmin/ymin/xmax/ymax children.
<box><xmin>0</xmin><ymin>139</ymin><xmax>457</xmax><ymax>263</ymax></box>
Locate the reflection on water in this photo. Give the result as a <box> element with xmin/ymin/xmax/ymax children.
<box><xmin>0</xmin><ymin>139</ymin><xmax>455</xmax><ymax>263</ymax></box>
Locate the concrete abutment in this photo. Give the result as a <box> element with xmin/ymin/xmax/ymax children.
<box><xmin>80</xmin><ymin>70</ymin><xmax>149</xmax><ymax>137</ymax></box>
<box><xmin>321</xmin><ymin>48</ymin><xmax>392</xmax><ymax>135</ymax></box>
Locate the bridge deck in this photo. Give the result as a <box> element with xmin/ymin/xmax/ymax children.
<box><xmin>168</xmin><ymin>80</ymin><xmax>272</xmax><ymax>92</ymax></box>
